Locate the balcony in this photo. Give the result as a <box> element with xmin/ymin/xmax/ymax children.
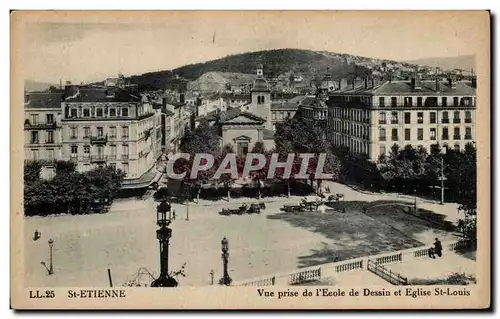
<box><xmin>108</xmin><ymin>155</ymin><xmax>117</xmax><ymax>161</ymax></box>
<box><xmin>391</xmin><ymin>120</ymin><xmax>398</xmax><ymax>124</ymax></box>
<box><xmin>453</xmin><ymin>118</ymin><xmax>461</xmax><ymax>124</ymax></box>
<box><xmin>24</xmin><ymin>121</ymin><xmax>57</xmax><ymax>130</ymax></box>
<box><xmin>465</xmin><ymin>118</ymin><xmax>472</xmax><ymax>123</ymax></box>
<box><xmin>391</xmin><ymin>136</ymin><xmax>398</xmax><ymax>141</ymax></box>
<box><xmin>144</xmin><ymin>128</ymin><xmax>153</xmax><ymax>140</ymax></box>
<box><xmin>30</xmin><ymin>139</ymin><xmax>40</xmax><ymax>145</ymax></box>
<box><xmin>379</xmin><ymin>136</ymin><xmax>386</xmax><ymax>141</ymax></box>
<box><xmin>70</xmin><ymin>135</ymin><xmax>78</xmax><ymax>140</ymax></box>
<box><xmin>379</xmin><ymin>120</ymin><xmax>386</xmax><ymax>125</ymax></box>
<box><xmin>453</xmin><ymin>135</ymin><xmax>461</xmax><ymax>140</ymax></box>
<box><xmin>417</xmin><ymin>119</ymin><xmax>423</xmax><ymax>124</ymax></box>
<box><xmin>442</xmin><ymin>135</ymin><xmax>449</xmax><ymax>140</ymax></box>
<box><xmin>90</xmin><ymin>155</ymin><xmax>108</xmax><ymax>163</ymax></box>
<box><xmin>90</xmin><ymin>135</ymin><xmax>108</xmax><ymax>145</ymax></box>
<box><xmin>465</xmin><ymin>135</ymin><xmax>473</xmax><ymax>140</ymax></box>
<box><xmin>121</xmin><ymin>154</ymin><xmax>129</xmax><ymax>160</ymax></box>
<box><xmin>441</xmin><ymin>119</ymin><xmax>450</xmax><ymax>124</ymax></box>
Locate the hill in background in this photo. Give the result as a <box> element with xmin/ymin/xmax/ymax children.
<box><xmin>405</xmin><ymin>55</ymin><xmax>476</xmax><ymax>72</ymax></box>
<box><xmin>126</xmin><ymin>49</ymin><xmax>375</xmax><ymax>91</ymax></box>
<box><xmin>24</xmin><ymin>80</ymin><xmax>58</xmax><ymax>92</ymax></box>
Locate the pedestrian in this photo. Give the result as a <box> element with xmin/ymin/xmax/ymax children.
<box><xmin>428</xmin><ymin>247</ymin><xmax>436</xmax><ymax>259</ymax></box>
<box><xmin>434</xmin><ymin>237</ymin><xmax>443</xmax><ymax>257</ymax></box>
<box><xmin>172</xmin><ymin>210</ymin><xmax>176</xmax><ymax>220</ymax></box>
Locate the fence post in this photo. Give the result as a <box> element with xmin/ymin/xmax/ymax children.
<box><xmin>272</xmin><ymin>276</ymin><xmax>275</xmax><ymax>286</ymax></box>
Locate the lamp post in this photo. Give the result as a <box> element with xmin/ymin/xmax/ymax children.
<box><xmin>151</xmin><ymin>201</ymin><xmax>178</xmax><ymax>287</ymax></box>
<box><xmin>439</xmin><ymin>147</ymin><xmax>448</xmax><ymax>205</ymax></box>
<box><xmin>210</xmin><ymin>269</ymin><xmax>214</xmax><ymax>285</ymax></box>
<box><xmin>48</xmin><ymin>238</ymin><xmax>54</xmax><ymax>275</ymax></box>
<box><xmin>219</xmin><ymin>237</ymin><xmax>232</xmax><ymax>286</ymax></box>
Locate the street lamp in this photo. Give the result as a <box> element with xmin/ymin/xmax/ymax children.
<box><xmin>439</xmin><ymin>146</ymin><xmax>448</xmax><ymax>205</ymax></box>
<box><xmin>151</xmin><ymin>200</ymin><xmax>178</xmax><ymax>287</ymax></box>
<box><xmin>48</xmin><ymin>238</ymin><xmax>54</xmax><ymax>275</ymax></box>
<box><xmin>219</xmin><ymin>237</ymin><xmax>232</xmax><ymax>286</ymax></box>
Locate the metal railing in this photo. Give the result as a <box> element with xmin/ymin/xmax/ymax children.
<box><xmin>90</xmin><ymin>155</ymin><xmax>108</xmax><ymax>162</ymax></box>
<box><xmin>90</xmin><ymin>135</ymin><xmax>108</xmax><ymax>144</ymax></box>
<box><xmin>367</xmin><ymin>260</ymin><xmax>408</xmax><ymax>285</ymax></box>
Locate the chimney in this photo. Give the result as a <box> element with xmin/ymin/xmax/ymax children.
<box><xmin>364</xmin><ymin>77</ymin><xmax>368</xmax><ymax>89</ymax></box>
<box><xmin>162</xmin><ymin>97</ymin><xmax>167</xmax><ymax>108</ymax></box>
<box><xmin>471</xmin><ymin>76</ymin><xmax>477</xmax><ymax>88</ymax></box>
<box><xmin>371</xmin><ymin>77</ymin><xmax>374</xmax><ymax>88</ymax></box>
<box><xmin>352</xmin><ymin>78</ymin><xmax>355</xmax><ymax>89</ymax></box>
<box><xmin>180</xmin><ymin>93</ymin><xmax>185</xmax><ymax>104</ymax></box>
<box><xmin>411</xmin><ymin>78</ymin><xmax>416</xmax><ymax>90</ymax></box>
<box><xmin>447</xmin><ymin>78</ymin><xmax>452</xmax><ymax>87</ymax></box>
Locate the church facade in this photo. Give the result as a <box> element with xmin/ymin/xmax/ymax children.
<box><xmin>218</xmin><ymin>64</ymin><xmax>275</xmax><ymax>154</ymax></box>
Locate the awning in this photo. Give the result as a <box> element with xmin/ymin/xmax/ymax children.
<box><xmin>121</xmin><ymin>165</ymin><xmax>163</xmax><ymax>190</ymax></box>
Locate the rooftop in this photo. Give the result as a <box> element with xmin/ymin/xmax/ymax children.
<box><xmin>63</xmin><ymin>85</ymin><xmax>142</xmax><ymax>103</ymax></box>
<box><xmin>330</xmin><ymin>80</ymin><xmax>476</xmax><ymax>96</ymax></box>
<box><xmin>25</xmin><ymin>92</ymin><xmax>63</xmax><ymax>109</ymax></box>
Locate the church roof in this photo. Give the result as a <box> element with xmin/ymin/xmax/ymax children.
<box><xmin>219</xmin><ymin>107</ymin><xmax>266</xmax><ymax>124</ymax></box>
<box><xmin>251</xmin><ymin>77</ymin><xmax>271</xmax><ymax>92</ymax></box>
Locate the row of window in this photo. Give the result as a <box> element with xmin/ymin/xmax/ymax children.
<box><xmin>272</xmin><ymin>111</ymin><xmax>293</xmax><ymax>121</ymax></box>
<box><xmin>28</xmin><ymin>114</ymin><xmax>56</xmax><ymax>125</ymax></box>
<box><xmin>377</xmin><ymin>96</ymin><xmax>474</xmax><ymax>107</ymax></box>
<box><xmin>380</xmin><ymin>143</ymin><xmax>463</xmax><ymax>156</ymax></box>
<box><xmin>29</xmin><ymin>131</ymin><xmax>55</xmax><ymax>144</ymax></box>
<box><xmin>329</xmin><ymin>120</ymin><xmax>370</xmax><ymax>139</ymax></box>
<box><xmin>68</xmin><ymin>106</ymin><xmax>129</xmax><ymax>118</ymax></box>
<box><xmin>329</xmin><ymin>108</ymin><xmax>370</xmax><ymax>123</ymax></box>
<box><xmin>69</xmin><ymin>126</ymin><xmax>129</xmax><ymax>139</ymax></box>
<box><xmin>329</xmin><ymin>134</ymin><xmax>369</xmax><ymax>154</ymax></box>
<box><xmin>379</xmin><ymin>111</ymin><xmax>473</xmax><ymax>124</ymax></box>
<box><xmin>70</xmin><ymin>144</ymin><xmax>129</xmax><ymax>156</ymax></box>
<box><xmin>29</xmin><ymin>149</ymin><xmax>56</xmax><ymax>161</ymax></box>
<box><xmin>379</xmin><ymin>127</ymin><xmax>473</xmax><ymax>141</ymax></box>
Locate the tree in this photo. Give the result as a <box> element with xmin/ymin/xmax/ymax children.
<box><xmin>274</xmin><ymin>117</ymin><xmax>326</xmax><ymax>154</ymax></box>
<box><xmin>24</xmin><ymin>162</ymin><xmax>41</xmax><ymax>184</ymax></box>
<box><xmin>179</xmin><ymin>119</ymin><xmax>219</xmax><ymax>154</ymax></box>
<box><xmin>23</xmin><ymin>163</ymin><xmax>125</xmax><ymax>216</ymax></box>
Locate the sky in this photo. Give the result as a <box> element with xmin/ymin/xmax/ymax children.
<box><xmin>18</xmin><ymin>11</ymin><xmax>486</xmax><ymax>84</ymax></box>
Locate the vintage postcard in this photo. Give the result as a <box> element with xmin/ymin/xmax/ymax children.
<box><xmin>10</xmin><ymin>10</ymin><xmax>490</xmax><ymax>310</ymax></box>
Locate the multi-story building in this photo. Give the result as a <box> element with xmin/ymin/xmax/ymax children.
<box><xmin>60</xmin><ymin>85</ymin><xmax>163</xmax><ymax>188</ymax></box>
<box><xmin>270</xmin><ymin>95</ymin><xmax>304</xmax><ymax>130</ymax></box>
<box><xmin>327</xmin><ymin>77</ymin><xmax>477</xmax><ymax>161</ymax></box>
<box><xmin>24</xmin><ymin>92</ymin><xmax>64</xmax><ymax>170</ymax></box>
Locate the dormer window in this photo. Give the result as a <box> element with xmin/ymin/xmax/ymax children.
<box><xmin>106</xmin><ymin>88</ymin><xmax>115</xmax><ymax>98</ymax></box>
<box><xmin>122</xmin><ymin>107</ymin><xmax>129</xmax><ymax>117</ymax></box>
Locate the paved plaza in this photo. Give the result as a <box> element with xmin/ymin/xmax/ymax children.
<box><xmin>24</xmin><ymin>181</ymin><xmax>473</xmax><ymax>287</ymax></box>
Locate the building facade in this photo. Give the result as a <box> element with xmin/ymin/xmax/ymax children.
<box><xmin>60</xmin><ymin>85</ymin><xmax>163</xmax><ymax>186</ymax></box>
<box><xmin>24</xmin><ymin>92</ymin><xmax>64</xmax><ymax>167</ymax></box>
<box><xmin>327</xmin><ymin>78</ymin><xmax>477</xmax><ymax>161</ymax></box>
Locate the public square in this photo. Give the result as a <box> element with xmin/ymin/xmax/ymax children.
<box><xmin>24</xmin><ymin>181</ymin><xmax>467</xmax><ymax>287</ymax></box>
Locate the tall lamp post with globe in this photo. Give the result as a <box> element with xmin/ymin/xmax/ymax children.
<box><xmin>219</xmin><ymin>237</ymin><xmax>232</xmax><ymax>286</ymax></box>
<box><xmin>151</xmin><ymin>201</ymin><xmax>178</xmax><ymax>287</ymax></box>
